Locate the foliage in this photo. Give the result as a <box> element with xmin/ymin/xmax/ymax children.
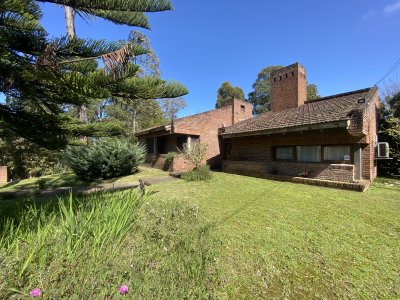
<box><xmin>0</xmin><ymin>0</ymin><xmax>188</xmax><ymax>149</ymax></box>
<box><xmin>378</xmin><ymin>90</ymin><xmax>400</xmax><ymax>175</ymax></box>
<box><xmin>129</xmin><ymin>30</ymin><xmax>161</xmax><ymax>77</ymax></box>
<box><xmin>179</xmin><ymin>141</ymin><xmax>208</xmax><ymax>169</ymax></box>
<box><xmin>306</xmin><ymin>83</ymin><xmax>320</xmax><ymax>100</ymax></box>
<box><xmin>164</xmin><ymin>151</ymin><xmax>176</xmax><ymax>169</ymax></box>
<box><xmin>64</xmin><ymin>138</ymin><xmax>146</xmax><ymax>181</ymax></box>
<box><xmin>247</xmin><ymin>65</ymin><xmax>320</xmax><ymax>115</ymax></box>
<box><xmin>106</xmin><ymin>99</ymin><xmax>166</xmax><ymax>138</ymax></box>
<box><xmin>247</xmin><ymin>66</ymin><xmax>283</xmax><ymax>115</ymax></box>
<box><xmin>0</xmin><ymin>132</ymin><xmax>68</xmax><ymax>180</ymax></box>
<box><xmin>182</xmin><ymin>165</ymin><xmax>212</xmax><ymax>182</ymax></box>
<box><xmin>160</xmin><ymin>97</ymin><xmax>187</xmax><ymax>119</ymax></box>
<box><xmin>216</xmin><ymin>81</ymin><xmax>245</xmax><ymax>108</ymax></box>
<box><xmin>0</xmin><ymin>192</ymin><xmax>219</xmax><ymax>299</ymax></box>
<box><xmin>151</xmin><ymin>172</ymin><xmax>400</xmax><ymax>299</ymax></box>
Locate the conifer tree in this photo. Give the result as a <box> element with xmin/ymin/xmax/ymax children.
<box><xmin>0</xmin><ymin>0</ymin><xmax>188</xmax><ymax>149</ymax></box>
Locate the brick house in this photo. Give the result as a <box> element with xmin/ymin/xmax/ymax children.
<box><xmin>136</xmin><ymin>99</ymin><xmax>253</xmax><ymax>171</ymax></box>
<box><xmin>221</xmin><ymin>63</ymin><xmax>379</xmax><ymax>186</ymax></box>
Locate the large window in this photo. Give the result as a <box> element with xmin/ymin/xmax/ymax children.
<box><xmin>273</xmin><ymin>145</ymin><xmax>351</xmax><ymax>163</ymax></box>
<box><xmin>323</xmin><ymin>145</ymin><xmax>351</xmax><ymax>161</ymax></box>
<box><xmin>296</xmin><ymin>146</ymin><xmax>321</xmax><ymax>162</ymax></box>
<box><xmin>275</xmin><ymin>147</ymin><xmax>295</xmax><ymax>161</ymax></box>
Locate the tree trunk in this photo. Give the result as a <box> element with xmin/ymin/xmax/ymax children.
<box><xmin>64</xmin><ymin>6</ymin><xmax>88</xmax><ymax>144</ymax></box>
<box><xmin>64</xmin><ymin>6</ymin><xmax>76</xmax><ymax>40</ymax></box>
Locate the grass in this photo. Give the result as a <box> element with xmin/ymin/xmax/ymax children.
<box><xmin>0</xmin><ymin>166</ymin><xmax>167</xmax><ymax>195</ymax></box>
<box><xmin>0</xmin><ymin>171</ymin><xmax>399</xmax><ymax>299</ymax></box>
<box><xmin>147</xmin><ymin>173</ymin><xmax>400</xmax><ymax>299</ymax></box>
<box><xmin>0</xmin><ymin>190</ymin><xmax>217</xmax><ymax>299</ymax></box>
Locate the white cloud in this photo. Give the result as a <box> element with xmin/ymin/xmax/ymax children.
<box><xmin>384</xmin><ymin>0</ymin><xmax>400</xmax><ymax>14</ymax></box>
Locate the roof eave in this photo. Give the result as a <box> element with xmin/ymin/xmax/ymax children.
<box><xmin>221</xmin><ymin>120</ymin><xmax>350</xmax><ymax>138</ymax></box>
<box><xmin>135</xmin><ymin>124</ymin><xmax>172</xmax><ymax>137</ymax></box>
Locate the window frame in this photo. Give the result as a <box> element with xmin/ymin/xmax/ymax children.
<box><xmin>296</xmin><ymin>145</ymin><xmax>322</xmax><ymax>163</ymax></box>
<box><xmin>322</xmin><ymin>144</ymin><xmax>353</xmax><ymax>163</ymax></box>
<box><xmin>273</xmin><ymin>146</ymin><xmax>296</xmax><ymax>162</ymax></box>
<box><xmin>272</xmin><ymin>144</ymin><xmax>354</xmax><ymax>164</ymax></box>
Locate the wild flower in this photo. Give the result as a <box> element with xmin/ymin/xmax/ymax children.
<box><xmin>29</xmin><ymin>288</ymin><xmax>41</xmax><ymax>297</ymax></box>
<box><xmin>119</xmin><ymin>285</ymin><xmax>129</xmax><ymax>295</ymax></box>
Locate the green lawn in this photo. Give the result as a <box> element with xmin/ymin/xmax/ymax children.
<box><xmin>0</xmin><ymin>166</ymin><xmax>167</xmax><ymax>195</ymax></box>
<box><xmin>0</xmin><ymin>172</ymin><xmax>399</xmax><ymax>299</ymax></box>
<box><xmin>147</xmin><ymin>173</ymin><xmax>400</xmax><ymax>299</ymax></box>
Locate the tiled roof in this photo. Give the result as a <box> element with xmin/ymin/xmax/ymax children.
<box><xmin>222</xmin><ymin>88</ymin><xmax>375</xmax><ymax>136</ymax></box>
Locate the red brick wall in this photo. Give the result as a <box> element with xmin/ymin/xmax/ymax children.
<box><xmin>223</xmin><ymin>128</ymin><xmax>366</xmax><ymax>182</ymax></box>
<box><xmin>171</xmin><ymin>154</ymin><xmax>195</xmax><ymax>172</ymax></box>
<box><xmin>145</xmin><ymin>154</ymin><xmax>168</xmax><ymax>170</ymax></box>
<box><xmin>361</xmin><ymin>90</ymin><xmax>379</xmax><ymax>180</ymax></box>
<box><xmin>227</xmin><ymin>129</ymin><xmax>363</xmax><ymax>161</ymax></box>
<box><xmin>173</xmin><ymin>99</ymin><xmax>253</xmax><ymax>168</ymax></box>
<box><xmin>140</xmin><ymin>100</ymin><xmax>253</xmax><ymax>170</ymax></box>
<box><xmin>223</xmin><ymin>161</ymin><xmax>355</xmax><ymax>182</ymax></box>
<box><xmin>270</xmin><ymin>63</ymin><xmax>307</xmax><ymax>112</ymax></box>
<box><xmin>0</xmin><ymin>166</ymin><xmax>8</xmax><ymax>184</ymax></box>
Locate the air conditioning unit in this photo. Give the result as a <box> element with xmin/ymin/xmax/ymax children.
<box><xmin>377</xmin><ymin>142</ymin><xmax>390</xmax><ymax>158</ymax></box>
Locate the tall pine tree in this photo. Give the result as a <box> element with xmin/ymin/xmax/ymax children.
<box><xmin>0</xmin><ymin>0</ymin><xmax>188</xmax><ymax>149</ymax></box>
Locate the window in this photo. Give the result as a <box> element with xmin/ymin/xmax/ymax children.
<box><xmin>275</xmin><ymin>147</ymin><xmax>295</xmax><ymax>161</ymax></box>
<box><xmin>296</xmin><ymin>146</ymin><xmax>321</xmax><ymax>162</ymax></box>
<box><xmin>241</xmin><ymin>105</ymin><xmax>245</xmax><ymax>113</ymax></box>
<box><xmin>323</xmin><ymin>145</ymin><xmax>351</xmax><ymax>161</ymax></box>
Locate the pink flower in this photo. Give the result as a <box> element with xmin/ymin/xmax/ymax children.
<box><xmin>29</xmin><ymin>288</ymin><xmax>42</xmax><ymax>297</ymax></box>
<box><xmin>119</xmin><ymin>285</ymin><xmax>129</xmax><ymax>295</ymax></box>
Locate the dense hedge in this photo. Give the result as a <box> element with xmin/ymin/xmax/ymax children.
<box><xmin>64</xmin><ymin>138</ymin><xmax>146</xmax><ymax>181</ymax></box>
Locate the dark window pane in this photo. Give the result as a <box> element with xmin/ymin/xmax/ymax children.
<box><xmin>296</xmin><ymin>146</ymin><xmax>321</xmax><ymax>162</ymax></box>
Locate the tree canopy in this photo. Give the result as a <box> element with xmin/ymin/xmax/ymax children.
<box><xmin>0</xmin><ymin>0</ymin><xmax>187</xmax><ymax>149</ymax></box>
<box><xmin>216</xmin><ymin>81</ymin><xmax>245</xmax><ymax>108</ymax></box>
<box><xmin>247</xmin><ymin>66</ymin><xmax>320</xmax><ymax>115</ymax></box>
<box><xmin>306</xmin><ymin>84</ymin><xmax>320</xmax><ymax>101</ymax></box>
<box><xmin>378</xmin><ymin>90</ymin><xmax>400</xmax><ymax>175</ymax></box>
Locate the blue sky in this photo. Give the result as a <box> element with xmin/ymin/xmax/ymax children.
<box><xmin>36</xmin><ymin>0</ymin><xmax>400</xmax><ymax>117</ymax></box>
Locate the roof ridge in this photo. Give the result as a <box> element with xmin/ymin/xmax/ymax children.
<box><xmin>304</xmin><ymin>87</ymin><xmax>373</xmax><ymax>104</ymax></box>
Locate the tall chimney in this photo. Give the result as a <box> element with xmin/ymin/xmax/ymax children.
<box><xmin>270</xmin><ymin>63</ymin><xmax>307</xmax><ymax>112</ymax></box>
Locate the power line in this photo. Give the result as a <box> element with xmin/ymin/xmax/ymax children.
<box><xmin>375</xmin><ymin>56</ymin><xmax>400</xmax><ymax>86</ymax></box>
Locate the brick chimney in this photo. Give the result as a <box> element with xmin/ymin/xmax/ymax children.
<box><xmin>220</xmin><ymin>98</ymin><xmax>253</xmax><ymax>125</ymax></box>
<box><xmin>270</xmin><ymin>63</ymin><xmax>307</xmax><ymax>112</ymax></box>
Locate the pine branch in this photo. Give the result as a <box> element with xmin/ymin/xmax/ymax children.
<box><xmin>81</xmin><ymin>9</ymin><xmax>151</xmax><ymax>28</ymax></box>
<box><xmin>35</xmin><ymin>0</ymin><xmax>173</xmax><ymax>13</ymax></box>
<box><xmin>110</xmin><ymin>77</ymin><xmax>189</xmax><ymax>100</ymax></box>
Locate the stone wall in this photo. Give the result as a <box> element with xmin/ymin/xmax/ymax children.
<box><xmin>0</xmin><ymin>166</ymin><xmax>8</xmax><ymax>184</ymax></box>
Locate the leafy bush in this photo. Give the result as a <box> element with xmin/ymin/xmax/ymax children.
<box><xmin>164</xmin><ymin>151</ymin><xmax>176</xmax><ymax>170</ymax></box>
<box><xmin>182</xmin><ymin>165</ymin><xmax>212</xmax><ymax>182</ymax></box>
<box><xmin>64</xmin><ymin>138</ymin><xmax>146</xmax><ymax>181</ymax></box>
<box><xmin>179</xmin><ymin>141</ymin><xmax>208</xmax><ymax>169</ymax></box>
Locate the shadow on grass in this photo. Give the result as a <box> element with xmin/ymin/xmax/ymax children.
<box><xmin>0</xmin><ymin>180</ymin><xmax>22</xmax><ymax>190</ymax></box>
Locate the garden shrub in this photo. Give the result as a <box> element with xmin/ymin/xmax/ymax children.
<box><xmin>64</xmin><ymin>138</ymin><xmax>146</xmax><ymax>181</ymax></box>
<box><xmin>164</xmin><ymin>151</ymin><xmax>176</xmax><ymax>170</ymax></box>
<box><xmin>179</xmin><ymin>141</ymin><xmax>208</xmax><ymax>169</ymax></box>
<box><xmin>182</xmin><ymin>165</ymin><xmax>212</xmax><ymax>182</ymax></box>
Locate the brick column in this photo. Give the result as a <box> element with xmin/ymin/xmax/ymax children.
<box><xmin>0</xmin><ymin>166</ymin><xmax>8</xmax><ymax>184</ymax></box>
